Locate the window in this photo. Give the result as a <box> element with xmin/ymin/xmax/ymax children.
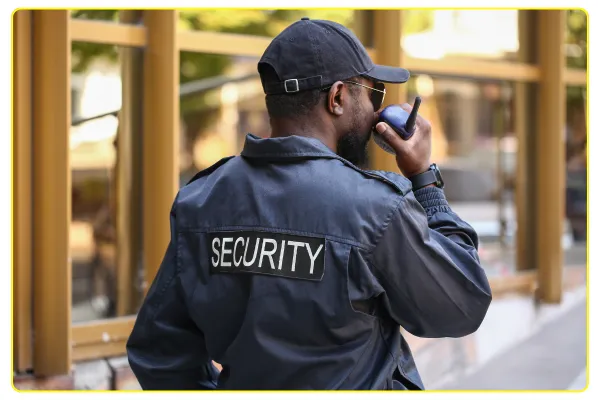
<box><xmin>565</xmin><ymin>85</ymin><xmax>587</xmax><ymax>241</ymax></box>
<box><xmin>178</xmin><ymin>9</ymin><xmax>354</xmax><ymax>37</ymax></box>
<box><xmin>406</xmin><ymin>75</ymin><xmax>516</xmax><ymax>269</ymax></box>
<box><xmin>402</xmin><ymin>10</ymin><xmax>520</xmax><ymax>62</ymax></box>
<box><xmin>70</xmin><ymin>9</ymin><xmax>142</xmax><ymax>24</ymax></box>
<box><xmin>179</xmin><ymin>53</ymin><xmax>268</xmax><ymax>185</ymax></box>
<box><xmin>70</xmin><ymin>42</ymin><xmax>144</xmax><ymax>322</ymax></box>
<box><xmin>565</xmin><ymin>10</ymin><xmax>587</xmax><ymax>69</ymax></box>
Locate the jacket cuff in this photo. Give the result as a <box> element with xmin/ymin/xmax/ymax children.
<box><xmin>413</xmin><ymin>186</ymin><xmax>452</xmax><ymax>216</ymax></box>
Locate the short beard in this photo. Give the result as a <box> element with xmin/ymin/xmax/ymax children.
<box><xmin>336</xmin><ymin>108</ymin><xmax>371</xmax><ymax>169</ymax></box>
<box><xmin>337</xmin><ymin>133</ymin><xmax>370</xmax><ymax>169</ymax></box>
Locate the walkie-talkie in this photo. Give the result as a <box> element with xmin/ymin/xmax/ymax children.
<box><xmin>373</xmin><ymin>96</ymin><xmax>422</xmax><ymax>155</ymax></box>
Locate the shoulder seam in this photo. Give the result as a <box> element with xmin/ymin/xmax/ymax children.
<box><xmin>364</xmin><ymin>170</ymin><xmax>412</xmax><ymax>196</ymax></box>
<box><xmin>184</xmin><ymin>156</ymin><xmax>235</xmax><ymax>186</ymax></box>
<box><xmin>328</xmin><ymin>156</ymin><xmax>411</xmax><ymax>196</ymax></box>
<box><xmin>367</xmin><ymin>194</ymin><xmax>406</xmax><ymax>256</ymax></box>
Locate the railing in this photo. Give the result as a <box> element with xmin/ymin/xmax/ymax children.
<box><xmin>71</xmin><ymin>72</ymin><xmax>258</xmax><ymax>126</ymax></box>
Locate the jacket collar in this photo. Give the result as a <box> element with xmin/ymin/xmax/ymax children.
<box><xmin>240</xmin><ymin>133</ymin><xmax>340</xmax><ymax>160</ymax></box>
<box><xmin>239</xmin><ymin>134</ymin><xmax>411</xmax><ymax>195</ymax></box>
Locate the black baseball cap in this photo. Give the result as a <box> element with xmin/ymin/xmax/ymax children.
<box><xmin>258</xmin><ymin>17</ymin><xmax>410</xmax><ymax>95</ymax></box>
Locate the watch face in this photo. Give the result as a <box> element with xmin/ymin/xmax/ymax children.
<box><xmin>432</xmin><ymin>164</ymin><xmax>444</xmax><ymax>188</ymax></box>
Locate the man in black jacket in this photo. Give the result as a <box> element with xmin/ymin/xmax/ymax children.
<box><xmin>127</xmin><ymin>18</ymin><xmax>492</xmax><ymax>390</ymax></box>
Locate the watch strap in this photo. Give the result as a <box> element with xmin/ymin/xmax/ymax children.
<box><xmin>409</xmin><ymin>170</ymin><xmax>437</xmax><ymax>190</ymax></box>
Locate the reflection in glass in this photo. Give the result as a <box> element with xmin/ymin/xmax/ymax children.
<box><xmin>70</xmin><ymin>10</ymin><xmax>141</xmax><ymax>24</ymax></box>
<box><xmin>402</xmin><ymin>10</ymin><xmax>519</xmax><ymax>62</ymax></box>
<box><xmin>179</xmin><ymin>9</ymin><xmax>354</xmax><ymax>37</ymax></box>
<box><xmin>179</xmin><ymin>53</ymin><xmax>269</xmax><ymax>185</ymax></box>
<box><xmin>565</xmin><ymin>10</ymin><xmax>587</xmax><ymax>69</ymax></box>
<box><xmin>565</xmin><ymin>86</ymin><xmax>586</xmax><ymax>241</ymax></box>
<box><xmin>407</xmin><ymin>76</ymin><xmax>515</xmax><ymax>246</ymax></box>
<box><xmin>71</xmin><ymin>42</ymin><xmax>142</xmax><ymax>322</ymax></box>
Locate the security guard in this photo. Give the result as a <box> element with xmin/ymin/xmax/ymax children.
<box><xmin>126</xmin><ymin>18</ymin><xmax>492</xmax><ymax>390</ymax></box>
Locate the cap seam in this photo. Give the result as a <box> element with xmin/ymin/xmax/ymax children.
<box><xmin>259</xmin><ymin>20</ymin><xmax>383</xmax><ymax>92</ymax></box>
<box><xmin>336</xmin><ymin>27</ymin><xmax>372</xmax><ymax>70</ymax></box>
<box><xmin>308</xmin><ymin>27</ymin><xmax>325</xmax><ymax>84</ymax></box>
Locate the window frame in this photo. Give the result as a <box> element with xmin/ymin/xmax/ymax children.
<box><xmin>13</xmin><ymin>9</ymin><xmax>33</xmax><ymax>373</ymax></box>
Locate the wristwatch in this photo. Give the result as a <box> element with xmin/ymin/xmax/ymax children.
<box><xmin>409</xmin><ymin>163</ymin><xmax>444</xmax><ymax>190</ymax></box>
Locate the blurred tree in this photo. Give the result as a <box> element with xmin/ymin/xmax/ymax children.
<box><xmin>71</xmin><ymin>9</ymin><xmax>587</xmax><ymax>134</ymax></box>
<box><xmin>564</xmin><ymin>9</ymin><xmax>587</xmax><ymax>162</ymax></box>
<box><xmin>71</xmin><ymin>10</ymin><xmax>120</xmax><ymax>73</ymax></box>
<box><xmin>565</xmin><ymin>9</ymin><xmax>587</xmax><ymax>69</ymax></box>
<box><xmin>402</xmin><ymin>10</ymin><xmax>434</xmax><ymax>34</ymax></box>
<box><xmin>71</xmin><ymin>9</ymin><xmax>352</xmax><ymax>83</ymax></box>
<box><xmin>71</xmin><ymin>9</ymin><xmax>352</xmax><ymax>176</ymax></box>
<box><xmin>71</xmin><ymin>10</ymin><xmax>352</xmax><ymax>112</ymax></box>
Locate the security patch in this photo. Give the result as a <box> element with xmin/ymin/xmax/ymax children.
<box><xmin>209</xmin><ymin>230</ymin><xmax>326</xmax><ymax>281</ymax></box>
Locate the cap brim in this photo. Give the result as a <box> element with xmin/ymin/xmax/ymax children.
<box><xmin>363</xmin><ymin>64</ymin><xmax>410</xmax><ymax>84</ymax></box>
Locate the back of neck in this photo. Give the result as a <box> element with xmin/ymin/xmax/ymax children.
<box><xmin>269</xmin><ymin>117</ymin><xmax>337</xmax><ymax>151</ymax></box>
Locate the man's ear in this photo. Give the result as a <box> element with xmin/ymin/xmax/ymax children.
<box><xmin>326</xmin><ymin>81</ymin><xmax>345</xmax><ymax>116</ymax></box>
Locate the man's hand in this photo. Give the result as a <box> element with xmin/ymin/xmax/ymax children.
<box><xmin>375</xmin><ymin>103</ymin><xmax>432</xmax><ymax>178</ymax></box>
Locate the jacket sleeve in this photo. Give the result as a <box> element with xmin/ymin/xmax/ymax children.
<box><xmin>368</xmin><ymin>186</ymin><xmax>492</xmax><ymax>338</ymax></box>
<box><xmin>126</xmin><ymin>199</ymin><xmax>219</xmax><ymax>390</ymax></box>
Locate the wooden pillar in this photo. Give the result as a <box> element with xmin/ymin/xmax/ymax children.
<box><xmin>535</xmin><ymin>10</ymin><xmax>566</xmax><ymax>303</ymax></box>
<box><xmin>31</xmin><ymin>10</ymin><xmax>72</xmax><ymax>376</ymax></box>
<box><xmin>116</xmin><ymin>10</ymin><xmax>144</xmax><ymax>316</ymax></box>
<box><xmin>515</xmin><ymin>10</ymin><xmax>537</xmax><ymax>271</ymax></box>
<box><xmin>352</xmin><ymin>10</ymin><xmax>373</xmax><ymax>48</ymax></box>
<box><xmin>142</xmin><ymin>10</ymin><xmax>179</xmax><ymax>289</ymax></box>
<box><xmin>370</xmin><ymin>10</ymin><xmax>406</xmax><ymax>172</ymax></box>
<box><xmin>13</xmin><ymin>9</ymin><xmax>33</xmax><ymax>372</ymax></box>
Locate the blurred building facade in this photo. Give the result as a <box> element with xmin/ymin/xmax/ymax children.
<box><xmin>12</xmin><ymin>9</ymin><xmax>587</xmax><ymax>389</ymax></box>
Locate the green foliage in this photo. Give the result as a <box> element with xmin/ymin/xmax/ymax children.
<box><xmin>71</xmin><ymin>9</ymin><xmax>119</xmax><ymax>22</ymax></box>
<box><xmin>402</xmin><ymin>10</ymin><xmax>434</xmax><ymax>34</ymax></box>
<box><xmin>71</xmin><ymin>10</ymin><xmax>588</xmax><ymax>128</ymax></box>
<box><xmin>71</xmin><ymin>10</ymin><xmax>119</xmax><ymax>73</ymax></box>
<box><xmin>565</xmin><ymin>9</ymin><xmax>587</xmax><ymax>69</ymax></box>
<box><xmin>71</xmin><ymin>9</ymin><xmax>353</xmax><ymax>115</ymax></box>
<box><xmin>71</xmin><ymin>9</ymin><xmax>587</xmax><ymax>81</ymax></box>
<box><xmin>565</xmin><ymin>10</ymin><xmax>587</xmax><ymax>113</ymax></box>
<box><xmin>72</xmin><ymin>9</ymin><xmax>353</xmax><ymax>79</ymax></box>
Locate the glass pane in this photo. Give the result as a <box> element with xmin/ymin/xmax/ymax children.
<box><xmin>565</xmin><ymin>10</ymin><xmax>587</xmax><ymax>69</ymax></box>
<box><xmin>565</xmin><ymin>85</ymin><xmax>587</xmax><ymax>242</ymax></box>
<box><xmin>405</xmin><ymin>76</ymin><xmax>516</xmax><ymax>268</ymax></box>
<box><xmin>70</xmin><ymin>9</ymin><xmax>142</xmax><ymax>24</ymax></box>
<box><xmin>179</xmin><ymin>52</ymin><xmax>269</xmax><ymax>185</ymax></box>
<box><xmin>179</xmin><ymin>9</ymin><xmax>355</xmax><ymax>37</ymax></box>
<box><xmin>402</xmin><ymin>10</ymin><xmax>520</xmax><ymax>62</ymax></box>
<box><xmin>71</xmin><ymin>42</ymin><xmax>144</xmax><ymax>322</ymax></box>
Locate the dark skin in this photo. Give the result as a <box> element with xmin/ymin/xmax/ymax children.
<box><xmin>270</xmin><ymin>76</ymin><xmax>433</xmax><ymax>178</ymax></box>
<box><xmin>269</xmin><ymin>78</ymin><xmax>373</xmax><ymax>151</ymax></box>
